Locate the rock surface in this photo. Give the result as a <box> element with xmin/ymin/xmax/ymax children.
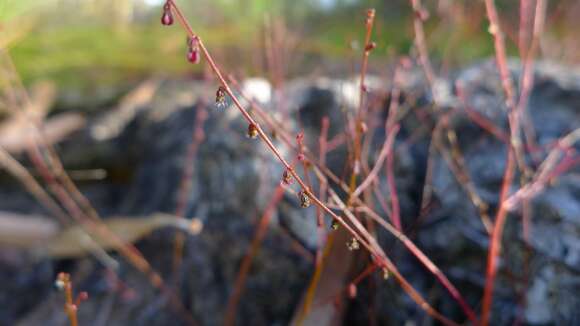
<box><xmin>0</xmin><ymin>60</ymin><xmax>579</xmax><ymax>325</ymax></box>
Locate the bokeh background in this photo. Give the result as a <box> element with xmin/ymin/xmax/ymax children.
<box><xmin>1</xmin><ymin>1</ymin><xmax>580</xmax><ymax>325</ymax></box>
<box><xmin>3</xmin><ymin>0</ymin><xmax>579</xmax><ymax>105</ymax></box>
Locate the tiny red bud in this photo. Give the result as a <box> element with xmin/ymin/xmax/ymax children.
<box><xmin>347</xmin><ymin>283</ymin><xmax>357</xmax><ymax>299</ymax></box>
<box><xmin>75</xmin><ymin>291</ymin><xmax>89</xmax><ymax>305</ymax></box>
<box><xmin>297</xmin><ymin>153</ymin><xmax>305</xmax><ymax>162</ymax></box>
<box><xmin>416</xmin><ymin>7</ymin><xmax>429</xmax><ymax>21</ymax></box>
<box><xmin>358</xmin><ymin>121</ymin><xmax>368</xmax><ymax>134</ymax></box>
<box><xmin>296</xmin><ymin>132</ymin><xmax>304</xmax><ymax>143</ymax></box>
<box><xmin>161</xmin><ymin>3</ymin><xmax>173</xmax><ymax>26</ymax></box>
<box><xmin>365</xmin><ymin>42</ymin><xmax>376</xmax><ymax>52</ymax></box>
<box><xmin>187</xmin><ymin>47</ymin><xmax>200</xmax><ymax>64</ymax></box>
<box><xmin>78</xmin><ymin>292</ymin><xmax>88</xmax><ymax>302</ymax></box>
<box><xmin>161</xmin><ymin>12</ymin><xmax>173</xmax><ymax>25</ymax></box>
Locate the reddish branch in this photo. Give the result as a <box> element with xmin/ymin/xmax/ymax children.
<box><xmin>481</xmin><ymin>1</ymin><xmax>547</xmax><ymax>324</ymax></box>
<box><xmin>166</xmin><ymin>2</ymin><xmax>467</xmax><ymax>323</ymax></box>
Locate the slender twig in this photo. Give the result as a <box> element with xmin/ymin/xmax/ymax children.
<box><xmin>56</xmin><ymin>272</ymin><xmax>88</xmax><ymax>326</ymax></box>
<box><xmin>167</xmin><ymin>3</ymin><xmax>471</xmax><ymax>323</ymax></box>
<box><xmin>173</xmin><ymin>104</ymin><xmax>208</xmax><ymax>273</ymax></box>
<box><xmin>349</xmin><ymin>9</ymin><xmax>376</xmax><ymax>204</ymax></box>
<box><xmin>410</xmin><ymin>0</ymin><xmax>436</xmax><ymax>89</ymax></box>
<box><xmin>481</xmin><ymin>1</ymin><xmax>547</xmax><ymax>324</ymax></box>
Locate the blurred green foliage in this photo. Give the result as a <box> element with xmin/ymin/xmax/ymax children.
<box><xmin>1</xmin><ymin>0</ymin><xmax>578</xmax><ymax>98</ymax></box>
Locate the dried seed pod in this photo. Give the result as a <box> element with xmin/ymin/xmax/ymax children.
<box><xmin>161</xmin><ymin>2</ymin><xmax>173</xmax><ymax>25</ymax></box>
<box><xmin>215</xmin><ymin>86</ymin><xmax>227</xmax><ymax>108</ymax></box>
<box><xmin>330</xmin><ymin>220</ymin><xmax>340</xmax><ymax>230</ymax></box>
<box><xmin>247</xmin><ymin>123</ymin><xmax>258</xmax><ymax>139</ymax></box>
<box><xmin>298</xmin><ymin>190</ymin><xmax>311</xmax><ymax>208</ymax></box>
<box><xmin>281</xmin><ymin>169</ymin><xmax>294</xmax><ymax>186</ymax></box>
<box><xmin>346</xmin><ymin>237</ymin><xmax>360</xmax><ymax>251</ymax></box>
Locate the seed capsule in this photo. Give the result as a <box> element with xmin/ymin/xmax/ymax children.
<box><xmin>346</xmin><ymin>237</ymin><xmax>360</xmax><ymax>251</ymax></box>
<box><xmin>330</xmin><ymin>220</ymin><xmax>340</xmax><ymax>230</ymax></box>
<box><xmin>161</xmin><ymin>3</ymin><xmax>173</xmax><ymax>25</ymax></box>
<box><xmin>215</xmin><ymin>86</ymin><xmax>227</xmax><ymax>108</ymax></box>
<box><xmin>281</xmin><ymin>169</ymin><xmax>293</xmax><ymax>186</ymax></box>
<box><xmin>298</xmin><ymin>190</ymin><xmax>311</xmax><ymax>208</ymax></box>
<box><xmin>247</xmin><ymin>123</ymin><xmax>258</xmax><ymax>139</ymax></box>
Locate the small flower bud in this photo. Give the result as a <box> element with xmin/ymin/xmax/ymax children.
<box><xmin>416</xmin><ymin>7</ymin><xmax>429</xmax><ymax>21</ymax></box>
<box><xmin>365</xmin><ymin>42</ymin><xmax>377</xmax><ymax>52</ymax></box>
<box><xmin>297</xmin><ymin>153</ymin><xmax>305</xmax><ymax>162</ymax></box>
<box><xmin>187</xmin><ymin>47</ymin><xmax>200</xmax><ymax>64</ymax></box>
<box><xmin>346</xmin><ymin>237</ymin><xmax>360</xmax><ymax>251</ymax></box>
<box><xmin>161</xmin><ymin>3</ymin><xmax>173</xmax><ymax>26</ymax></box>
<box><xmin>75</xmin><ymin>292</ymin><xmax>89</xmax><ymax>305</ymax></box>
<box><xmin>357</xmin><ymin>121</ymin><xmax>368</xmax><ymax>134</ymax></box>
<box><xmin>296</xmin><ymin>132</ymin><xmax>304</xmax><ymax>143</ymax></box>
<box><xmin>247</xmin><ymin>123</ymin><xmax>259</xmax><ymax>139</ymax></box>
<box><xmin>298</xmin><ymin>190</ymin><xmax>311</xmax><ymax>208</ymax></box>
<box><xmin>347</xmin><ymin>283</ymin><xmax>357</xmax><ymax>299</ymax></box>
